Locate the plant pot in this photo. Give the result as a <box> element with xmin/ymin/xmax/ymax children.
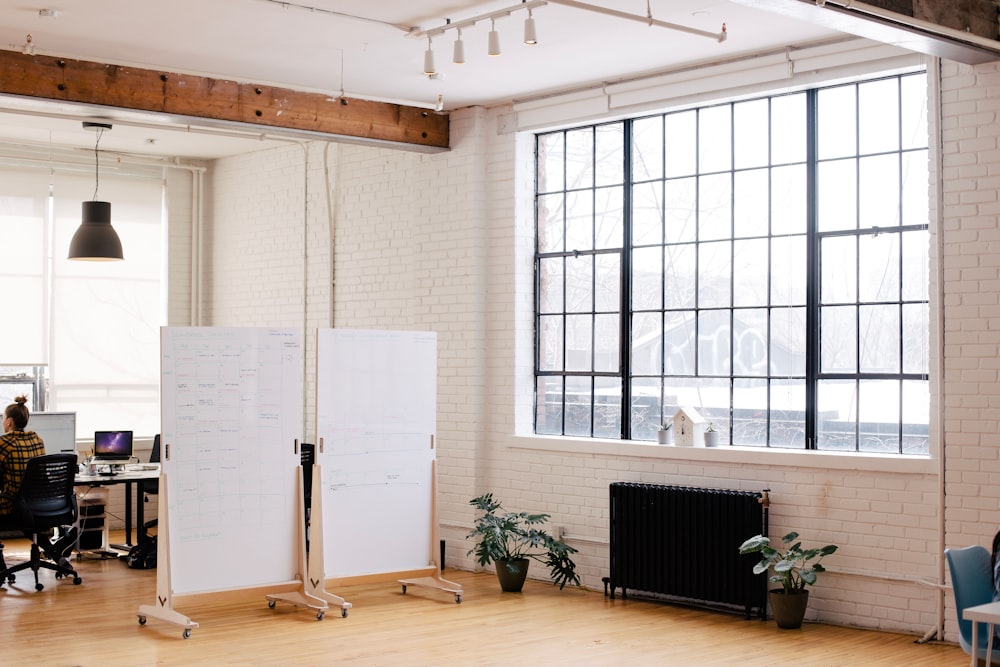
<box><xmin>769</xmin><ymin>589</ymin><xmax>809</xmax><ymax>629</ymax></box>
<box><xmin>704</xmin><ymin>431</ymin><xmax>719</xmax><ymax>447</ymax></box>
<box><xmin>657</xmin><ymin>430</ymin><xmax>673</xmax><ymax>444</ymax></box>
<box><xmin>495</xmin><ymin>558</ymin><xmax>530</xmax><ymax>592</ymax></box>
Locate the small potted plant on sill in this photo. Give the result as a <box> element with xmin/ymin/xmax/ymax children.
<box><xmin>467</xmin><ymin>493</ymin><xmax>580</xmax><ymax>592</ymax></box>
<box><xmin>656</xmin><ymin>420</ymin><xmax>674</xmax><ymax>444</ymax></box>
<box><xmin>703</xmin><ymin>421</ymin><xmax>719</xmax><ymax>447</ymax></box>
<box><xmin>738</xmin><ymin>531</ymin><xmax>838</xmax><ymax>629</ymax></box>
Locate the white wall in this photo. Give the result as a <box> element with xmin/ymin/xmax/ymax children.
<box><xmin>190</xmin><ymin>59</ymin><xmax>996</xmax><ymax>643</ymax></box>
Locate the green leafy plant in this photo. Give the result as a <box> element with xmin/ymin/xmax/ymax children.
<box><xmin>467</xmin><ymin>493</ymin><xmax>580</xmax><ymax>590</ymax></box>
<box><xmin>705</xmin><ymin>421</ymin><xmax>717</xmax><ymax>432</ymax></box>
<box><xmin>658</xmin><ymin>420</ymin><xmax>672</xmax><ymax>431</ymax></box>
<box><xmin>738</xmin><ymin>531</ymin><xmax>838</xmax><ymax>593</ymax></box>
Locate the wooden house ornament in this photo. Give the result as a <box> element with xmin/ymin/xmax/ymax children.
<box><xmin>673</xmin><ymin>407</ymin><xmax>706</xmax><ymax>447</ymax></box>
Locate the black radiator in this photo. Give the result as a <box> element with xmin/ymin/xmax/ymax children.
<box><xmin>607</xmin><ymin>482</ymin><xmax>768</xmax><ymax>619</ymax></box>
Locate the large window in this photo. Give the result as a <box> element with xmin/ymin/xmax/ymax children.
<box><xmin>534</xmin><ymin>71</ymin><xmax>930</xmax><ymax>454</ymax></box>
<box><xmin>0</xmin><ymin>163</ymin><xmax>164</xmax><ymax>440</ymax></box>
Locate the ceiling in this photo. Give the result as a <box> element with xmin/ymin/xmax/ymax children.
<box><xmin>0</xmin><ymin>0</ymin><xmax>848</xmax><ymax>160</ymax></box>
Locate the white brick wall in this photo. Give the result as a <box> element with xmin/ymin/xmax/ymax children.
<box><xmin>190</xmin><ymin>59</ymin><xmax>1000</xmax><ymax>642</ymax></box>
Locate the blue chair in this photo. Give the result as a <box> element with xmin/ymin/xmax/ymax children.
<box><xmin>945</xmin><ymin>545</ymin><xmax>1000</xmax><ymax>663</ymax></box>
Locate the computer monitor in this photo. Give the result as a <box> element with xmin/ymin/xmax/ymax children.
<box><xmin>92</xmin><ymin>430</ymin><xmax>133</xmax><ymax>462</ymax></box>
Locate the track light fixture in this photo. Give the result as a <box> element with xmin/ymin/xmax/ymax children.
<box><xmin>409</xmin><ymin>0</ymin><xmax>727</xmax><ymax>77</ymax></box>
<box><xmin>523</xmin><ymin>9</ymin><xmax>537</xmax><ymax>45</ymax></box>
<box><xmin>488</xmin><ymin>18</ymin><xmax>501</xmax><ymax>56</ymax></box>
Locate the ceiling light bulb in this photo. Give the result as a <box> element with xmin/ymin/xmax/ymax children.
<box><xmin>524</xmin><ymin>11</ymin><xmax>537</xmax><ymax>45</ymax></box>
<box><xmin>488</xmin><ymin>19</ymin><xmax>501</xmax><ymax>56</ymax></box>
<box><xmin>423</xmin><ymin>37</ymin><xmax>436</xmax><ymax>76</ymax></box>
<box><xmin>453</xmin><ymin>28</ymin><xmax>465</xmax><ymax>64</ymax></box>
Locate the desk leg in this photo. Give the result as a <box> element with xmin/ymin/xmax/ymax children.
<box><xmin>974</xmin><ymin>620</ymin><xmax>980</xmax><ymax>667</ymax></box>
<box><xmin>110</xmin><ymin>481</ymin><xmax>137</xmax><ymax>553</ymax></box>
<box><xmin>988</xmin><ymin>625</ymin><xmax>995</xmax><ymax>667</ymax></box>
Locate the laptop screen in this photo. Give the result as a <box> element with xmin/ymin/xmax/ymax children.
<box><xmin>93</xmin><ymin>430</ymin><xmax>133</xmax><ymax>461</ymax></box>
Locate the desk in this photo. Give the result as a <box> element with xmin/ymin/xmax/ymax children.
<box><xmin>963</xmin><ymin>601</ymin><xmax>1000</xmax><ymax>667</ymax></box>
<box><xmin>74</xmin><ymin>468</ymin><xmax>159</xmax><ymax>553</ymax></box>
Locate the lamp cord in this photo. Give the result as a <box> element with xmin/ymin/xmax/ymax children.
<box><xmin>92</xmin><ymin>126</ymin><xmax>104</xmax><ymax>201</ymax></box>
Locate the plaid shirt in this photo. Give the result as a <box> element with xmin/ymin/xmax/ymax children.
<box><xmin>0</xmin><ymin>430</ymin><xmax>45</xmax><ymax>515</ymax></box>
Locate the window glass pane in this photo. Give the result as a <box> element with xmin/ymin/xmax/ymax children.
<box><xmin>733</xmin><ymin>239</ymin><xmax>769</xmax><ymax>307</ymax></box>
<box><xmin>818</xmin><ymin>84</ymin><xmax>856</xmax><ymax>160</ymax></box>
<box><xmin>901</xmin><ymin>150</ymin><xmax>929</xmax><ymax>227</ymax></box>
<box><xmin>771</xmin><ymin>236</ymin><xmax>806</xmax><ymax>306</ymax></box>
<box><xmin>734</xmin><ymin>378</ymin><xmax>767</xmax><ymax>445</ymax></box>
<box><xmin>632</xmin><ymin>247</ymin><xmax>661</xmax><ymax>311</ymax></box>
<box><xmin>769</xmin><ymin>379</ymin><xmax>806</xmax><ymax>448</ymax></box>
<box><xmin>665</xmin><ymin>244</ymin><xmax>696</xmax><ymax>309</ymax></box>
<box><xmin>595</xmin><ymin>253</ymin><xmax>620</xmax><ymax>312</ymax></box>
<box><xmin>665</xmin><ymin>177</ymin><xmax>697</xmax><ymax>243</ymax></box>
<box><xmin>566</xmin><ymin>314</ymin><xmax>593</xmax><ymax>371</ymax></box>
<box><xmin>821</xmin><ymin>236</ymin><xmax>857</xmax><ymax>303</ymax></box>
<box><xmin>594</xmin><ymin>377</ymin><xmax>622</xmax><ymax>438</ymax></box>
<box><xmin>631</xmin><ymin>312</ymin><xmax>662</xmax><ymax>375</ymax></box>
<box><xmin>566</xmin><ymin>255</ymin><xmax>592</xmax><ymax>313</ymax></box>
<box><xmin>859</xmin><ymin>154</ymin><xmax>900</xmax><ymax>229</ymax></box>
<box><xmin>901</xmin><ymin>74</ymin><xmax>928</xmax><ymax>151</ymax></box>
<box><xmin>699</xmin><ymin>241</ymin><xmax>731</xmax><ymax>309</ymax></box>
<box><xmin>817</xmin><ymin>379</ymin><xmax>856</xmax><ymax>451</ymax></box>
<box><xmin>902</xmin><ymin>229</ymin><xmax>929</xmax><ymax>301</ymax></box>
<box><xmin>595</xmin><ymin>123</ymin><xmax>624</xmax><ymax>187</ymax></box>
<box><xmin>699</xmin><ymin>105</ymin><xmax>731</xmax><ymax>173</ymax></box>
<box><xmin>632</xmin><ymin>117</ymin><xmax>663</xmax><ymax>182</ymax></box>
<box><xmin>770</xmin><ymin>306</ymin><xmax>806</xmax><ymax>376</ymax></box>
<box><xmin>858</xmin><ymin>78</ymin><xmax>900</xmax><ymax>155</ymax></box>
<box><xmin>566</xmin><ymin>128</ymin><xmax>594</xmax><ymax>190</ymax></box>
<box><xmin>771</xmin><ymin>164</ymin><xmax>806</xmax><ymax>235</ymax></box>
<box><xmin>630</xmin><ymin>377</ymin><xmax>660</xmax><ymax>437</ymax></box>
<box><xmin>538</xmin><ymin>315</ymin><xmax>564</xmax><ymax>371</ymax></box>
<box><xmin>902</xmin><ymin>379</ymin><xmax>929</xmax><ymax>455</ymax></box>
<box><xmin>594</xmin><ymin>314</ymin><xmax>619</xmax><ymax>372</ymax></box>
<box><xmin>859</xmin><ymin>379</ymin><xmax>899</xmax><ymax>453</ymax></box>
<box><xmin>821</xmin><ymin>305</ymin><xmax>857</xmax><ymax>373</ymax></box>
<box><xmin>698</xmin><ymin>310</ymin><xmax>731</xmax><ymax>375</ymax></box>
<box><xmin>632</xmin><ymin>182</ymin><xmax>663</xmax><ymax>246</ymax></box>
<box><xmin>817</xmin><ymin>158</ymin><xmax>857</xmax><ymax>232</ymax></box>
<box><xmin>566</xmin><ymin>190</ymin><xmax>593</xmax><ymax>251</ymax></box>
<box><xmin>699</xmin><ymin>173</ymin><xmax>732</xmax><ymax>241</ymax></box>
<box><xmin>771</xmin><ymin>93</ymin><xmax>806</xmax><ymax>164</ymax></box>
<box><xmin>903</xmin><ymin>303</ymin><xmax>929</xmax><ymax>375</ymax></box>
<box><xmin>537</xmin><ymin>193</ymin><xmax>564</xmax><ymax>253</ymax></box>
<box><xmin>859</xmin><ymin>232</ymin><xmax>899</xmax><ymax>302</ymax></box>
<box><xmin>535</xmin><ymin>376</ymin><xmax>563</xmax><ymax>435</ymax></box>
<box><xmin>691</xmin><ymin>377</ymin><xmax>729</xmax><ymax>434</ymax></box>
<box><xmin>859</xmin><ymin>305</ymin><xmax>899</xmax><ymax>373</ymax></box>
<box><xmin>734</xmin><ymin>168</ymin><xmax>769</xmax><ymax>238</ymax></box>
<box><xmin>734</xmin><ymin>308</ymin><xmax>768</xmax><ymax>376</ymax></box>
<box><xmin>664</xmin><ymin>311</ymin><xmax>695</xmax><ymax>375</ymax></box>
<box><xmin>564</xmin><ymin>376</ymin><xmax>592</xmax><ymax>436</ymax></box>
<box><xmin>734</xmin><ymin>98</ymin><xmax>769</xmax><ymax>170</ymax></box>
<box><xmin>595</xmin><ymin>186</ymin><xmax>623</xmax><ymax>250</ymax></box>
<box><xmin>537</xmin><ymin>133</ymin><xmax>565</xmax><ymax>193</ymax></box>
<box><xmin>664</xmin><ymin>111</ymin><xmax>696</xmax><ymax>178</ymax></box>
<box><xmin>538</xmin><ymin>257</ymin><xmax>564</xmax><ymax>313</ymax></box>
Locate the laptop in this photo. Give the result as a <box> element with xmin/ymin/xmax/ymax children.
<box><xmin>92</xmin><ymin>430</ymin><xmax>134</xmax><ymax>465</ymax></box>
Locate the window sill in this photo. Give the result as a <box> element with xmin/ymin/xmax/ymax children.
<box><xmin>508</xmin><ymin>434</ymin><xmax>936</xmax><ymax>474</ymax></box>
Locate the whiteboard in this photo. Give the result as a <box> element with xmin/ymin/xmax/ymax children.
<box><xmin>160</xmin><ymin>327</ymin><xmax>302</xmax><ymax>595</ymax></box>
<box><xmin>31</xmin><ymin>411</ymin><xmax>77</xmax><ymax>456</ymax></box>
<box><xmin>316</xmin><ymin>329</ymin><xmax>436</xmax><ymax>577</ymax></box>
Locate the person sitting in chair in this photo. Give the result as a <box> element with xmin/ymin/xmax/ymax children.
<box><xmin>0</xmin><ymin>395</ymin><xmax>76</xmax><ymax>561</ymax></box>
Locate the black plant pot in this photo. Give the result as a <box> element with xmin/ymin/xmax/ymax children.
<box><xmin>769</xmin><ymin>589</ymin><xmax>809</xmax><ymax>629</ymax></box>
<box><xmin>495</xmin><ymin>558</ymin><xmax>530</xmax><ymax>592</ymax></box>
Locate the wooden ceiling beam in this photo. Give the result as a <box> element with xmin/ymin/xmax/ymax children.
<box><xmin>0</xmin><ymin>49</ymin><xmax>449</xmax><ymax>151</ymax></box>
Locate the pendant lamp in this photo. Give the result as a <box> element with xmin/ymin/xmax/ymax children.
<box><xmin>68</xmin><ymin>121</ymin><xmax>123</xmax><ymax>261</ymax></box>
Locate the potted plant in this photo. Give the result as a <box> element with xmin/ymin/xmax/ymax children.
<box><xmin>656</xmin><ymin>420</ymin><xmax>673</xmax><ymax>444</ymax></box>
<box><xmin>738</xmin><ymin>531</ymin><xmax>838</xmax><ymax>629</ymax></box>
<box><xmin>703</xmin><ymin>421</ymin><xmax>719</xmax><ymax>447</ymax></box>
<box><xmin>467</xmin><ymin>493</ymin><xmax>580</xmax><ymax>592</ymax></box>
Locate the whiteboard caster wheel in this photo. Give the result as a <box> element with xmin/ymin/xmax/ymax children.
<box><xmin>316</xmin><ymin>611</ymin><xmax>325</xmax><ymax>620</ymax></box>
<box><xmin>455</xmin><ymin>594</ymin><xmax>462</xmax><ymax>603</ymax></box>
<box><xmin>138</xmin><ymin>616</ymin><xmax>147</xmax><ymax>625</ymax></box>
<box><xmin>341</xmin><ymin>608</ymin><xmax>349</xmax><ymax>618</ymax></box>
<box><xmin>401</xmin><ymin>584</ymin><xmax>407</xmax><ymax>594</ymax></box>
<box><xmin>182</xmin><ymin>628</ymin><xmax>192</xmax><ymax>639</ymax></box>
<box><xmin>268</xmin><ymin>600</ymin><xmax>277</xmax><ymax>609</ymax></box>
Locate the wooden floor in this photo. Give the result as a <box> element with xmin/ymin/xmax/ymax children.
<box><xmin>0</xmin><ymin>533</ymin><xmax>968</xmax><ymax>666</ymax></box>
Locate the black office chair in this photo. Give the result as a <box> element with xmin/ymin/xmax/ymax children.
<box><xmin>0</xmin><ymin>453</ymin><xmax>82</xmax><ymax>591</ymax></box>
<box><xmin>140</xmin><ymin>434</ymin><xmax>160</xmax><ymax>540</ymax></box>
